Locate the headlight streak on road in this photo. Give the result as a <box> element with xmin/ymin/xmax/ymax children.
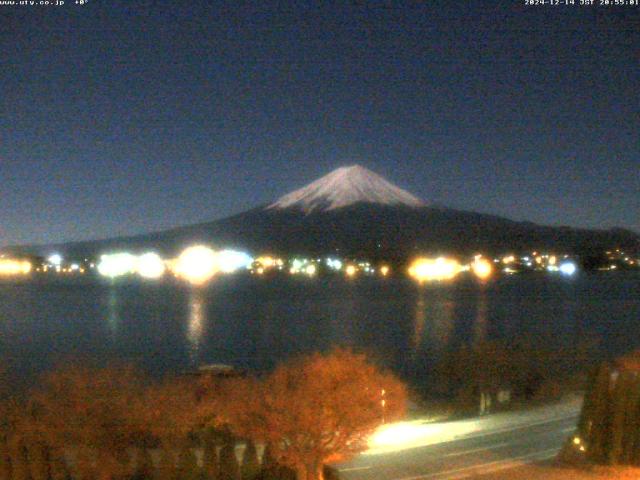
<box><xmin>366</xmin><ymin>420</ymin><xmax>480</xmax><ymax>455</ymax></box>
<box><xmin>341</xmin><ymin>408</ymin><xmax>579</xmax><ymax>480</ymax></box>
<box><xmin>364</xmin><ymin>402</ymin><xmax>580</xmax><ymax>456</ymax></box>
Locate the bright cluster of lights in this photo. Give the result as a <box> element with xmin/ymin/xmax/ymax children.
<box><xmin>59</xmin><ymin>243</ymin><xmax>593</xmax><ymax>284</ymax></box>
<box><xmin>97</xmin><ymin>253</ymin><xmax>139</xmax><ymax>278</ymax></box>
<box><xmin>255</xmin><ymin>256</ymin><xmax>284</xmax><ymax>270</ymax></box>
<box><xmin>471</xmin><ymin>257</ymin><xmax>493</xmax><ymax>280</ymax></box>
<box><xmin>325</xmin><ymin>258</ymin><xmax>343</xmax><ymax>271</ymax></box>
<box><xmin>96</xmin><ymin>246</ymin><xmax>254</xmax><ymax>283</ymax></box>
<box><xmin>289</xmin><ymin>258</ymin><xmax>318</xmax><ymax>277</ymax></box>
<box><xmin>47</xmin><ymin>254</ymin><xmax>63</xmax><ymax>266</ymax></box>
<box><xmin>0</xmin><ymin>259</ymin><xmax>32</xmax><ymax>276</ymax></box>
<box><xmin>408</xmin><ymin>257</ymin><xmax>462</xmax><ymax>283</ymax></box>
<box><xmin>136</xmin><ymin>252</ymin><xmax>166</xmax><ymax>279</ymax></box>
<box><xmin>216</xmin><ymin>249</ymin><xmax>253</xmax><ymax>274</ymax></box>
<box><xmin>171</xmin><ymin>245</ymin><xmax>219</xmax><ymax>285</ymax></box>
<box><xmin>358</xmin><ymin>261</ymin><xmax>375</xmax><ymax>275</ymax></box>
<box><xmin>559</xmin><ymin>261</ymin><xmax>577</xmax><ymax>276</ymax></box>
<box><xmin>170</xmin><ymin>247</ymin><xmax>253</xmax><ymax>284</ymax></box>
<box><xmin>502</xmin><ymin>255</ymin><xmax>516</xmax><ymax>264</ymax></box>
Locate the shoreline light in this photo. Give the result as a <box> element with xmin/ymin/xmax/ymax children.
<box><xmin>0</xmin><ymin>259</ymin><xmax>32</xmax><ymax>276</ymax></box>
<box><xmin>215</xmin><ymin>249</ymin><xmax>252</xmax><ymax>274</ymax></box>
<box><xmin>559</xmin><ymin>261</ymin><xmax>577</xmax><ymax>276</ymax></box>
<box><xmin>97</xmin><ymin>253</ymin><xmax>137</xmax><ymax>279</ymax></box>
<box><xmin>173</xmin><ymin>245</ymin><xmax>219</xmax><ymax>285</ymax></box>
<box><xmin>408</xmin><ymin>257</ymin><xmax>461</xmax><ymax>283</ymax></box>
<box><xmin>47</xmin><ymin>254</ymin><xmax>63</xmax><ymax>266</ymax></box>
<box><xmin>471</xmin><ymin>257</ymin><xmax>493</xmax><ymax>280</ymax></box>
<box><xmin>136</xmin><ymin>252</ymin><xmax>166</xmax><ymax>279</ymax></box>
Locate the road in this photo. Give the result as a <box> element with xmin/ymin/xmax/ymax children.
<box><xmin>337</xmin><ymin>399</ymin><xmax>581</xmax><ymax>480</ymax></box>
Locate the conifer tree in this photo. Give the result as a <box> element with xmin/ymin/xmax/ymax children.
<box><xmin>258</xmin><ymin>443</ymin><xmax>278</xmax><ymax>480</ymax></box>
<box><xmin>608</xmin><ymin>371</ymin><xmax>631</xmax><ymax>464</ymax></box>
<box><xmin>49</xmin><ymin>452</ymin><xmax>70</xmax><ymax>480</ymax></box>
<box><xmin>176</xmin><ymin>446</ymin><xmax>200</xmax><ymax>480</ymax></box>
<box><xmin>219</xmin><ymin>443</ymin><xmax>239</xmax><ymax>480</ymax></box>
<box><xmin>10</xmin><ymin>443</ymin><xmax>31</xmax><ymax>480</ymax></box>
<box><xmin>585</xmin><ymin>362</ymin><xmax>612</xmax><ymax>463</ymax></box>
<box><xmin>241</xmin><ymin>440</ymin><xmax>260</xmax><ymax>480</ymax></box>
<box><xmin>621</xmin><ymin>374</ymin><xmax>640</xmax><ymax>464</ymax></box>
<box><xmin>577</xmin><ymin>365</ymin><xmax>599</xmax><ymax>436</ymax></box>
<box><xmin>134</xmin><ymin>447</ymin><xmax>155</xmax><ymax>480</ymax></box>
<box><xmin>0</xmin><ymin>436</ymin><xmax>11</xmax><ymax>480</ymax></box>
<box><xmin>28</xmin><ymin>443</ymin><xmax>50</xmax><ymax>480</ymax></box>
<box><xmin>258</xmin><ymin>444</ymin><xmax>294</xmax><ymax>480</ymax></box>
<box><xmin>156</xmin><ymin>448</ymin><xmax>176</xmax><ymax>480</ymax></box>
<box><xmin>202</xmin><ymin>438</ymin><xmax>219</xmax><ymax>480</ymax></box>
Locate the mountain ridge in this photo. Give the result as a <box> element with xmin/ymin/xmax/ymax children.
<box><xmin>3</xmin><ymin>166</ymin><xmax>639</xmax><ymax>259</ymax></box>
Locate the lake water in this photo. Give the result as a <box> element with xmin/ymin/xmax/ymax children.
<box><xmin>1</xmin><ymin>272</ymin><xmax>639</xmax><ymax>386</ymax></box>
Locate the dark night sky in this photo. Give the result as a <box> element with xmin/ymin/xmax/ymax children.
<box><xmin>1</xmin><ymin>1</ymin><xmax>638</xmax><ymax>246</ymax></box>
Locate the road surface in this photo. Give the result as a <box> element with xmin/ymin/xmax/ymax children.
<box><xmin>337</xmin><ymin>398</ymin><xmax>581</xmax><ymax>480</ymax></box>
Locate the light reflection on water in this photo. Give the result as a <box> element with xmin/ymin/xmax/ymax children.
<box><xmin>411</xmin><ymin>286</ymin><xmax>455</xmax><ymax>359</ymax></box>
<box><xmin>425</xmin><ymin>288</ymin><xmax>454</xmax><ymax>354</ymax></box>
<box><xmin>106</xmin><ymin>286</ymin><xmax>120</xmax><ymax>340</ymax></box>
<box><xmin>187</xmin><ymin>290</ymin><xmax>205</xmax><ymax>366</ymax></box>
<box><xmin>1</xmin><ymin>273</ymin><xmax>639</xmax><ymax>382</ymax></box>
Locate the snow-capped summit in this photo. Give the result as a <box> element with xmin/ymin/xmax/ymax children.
<box><xmin>267</xmin><ymin>165</ymin><xmax>425</xmax><ymax>213</ymax></box>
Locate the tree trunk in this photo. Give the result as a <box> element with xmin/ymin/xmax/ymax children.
<box><xmin>296</xmin><ymin>461</ymin><xmax>324</xmax><ymax>480</ymax></box>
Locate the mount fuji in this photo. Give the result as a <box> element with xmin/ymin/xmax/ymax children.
<box><xmin>267</xmin><ymin>165</ymin><xmax>424</xmax><ymax>213</ymax></box>
<box><xmin>12</xmin><ymin>165</ymin><xmax>639</xmax><ymax>260</ymax></box>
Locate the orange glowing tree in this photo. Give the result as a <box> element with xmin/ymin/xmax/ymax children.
<box><xmin>219</xmin><ymin>349</ymin><xmax>407</xmax><ymax>480</ymax></box>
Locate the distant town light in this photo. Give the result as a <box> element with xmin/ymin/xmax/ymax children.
<box><xmin>215</xmin><ymin>249</ymin><xmax>252</xmax><ymax>273</ymax></box>
<box><xmin>97</xmin><ymin>253</ymin><xmax>137</xmax><ymax>278</ymax></box>
<box><xmin>471</xmin><ymin>258</ymin><xmax>493</xmax><ymax>280</ymax></box>
<box><xmin>47</xmin><ymin>254</ymin><xmax>63</xmax><ymax>266</ymax></box>
<box><xmin>136</xmin><ymin>252</ymin><xmax>166</xmax><ymax>279</ymax></box>
<box><xmin>173</xmin><ymin>245</ymin><xmax>219</xmax><ymax>285</ymax></box>
<box><xmin>326</xmin><ymin>258</ymin><xmax>343</xmax><ymax>271</ymax></box>
<box><xmin>559</xmin><ymin>262</ymin><xmax>577</xmax><ymax>276</ymax></box>
<box><xmin>256</xmin><ymin>255</ymin><xmax>276</xmax><ymax>268</ymax></box>
<box><xmin>380</xmin><ymin>265</ymin><xmax>390</xmax><ymax>277</ymax></box>
<box><xmin>305</xmin><ymin>264</ymin><xmax>317</xmax><ymax>276</ymax></box>
<box><xmin>345</xmin><ymin>265</ymin><xmax>357</xmax><ymax>277</ymax></box>
<box><xmin>0</xmin><ymin>259</ymin><xmax>32</xmax><ymax>276</ymax></box>
<box><xmin>408</xmin><ymin>257</ymin><xmax>461</xmax><ymax>283</ymax></box>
